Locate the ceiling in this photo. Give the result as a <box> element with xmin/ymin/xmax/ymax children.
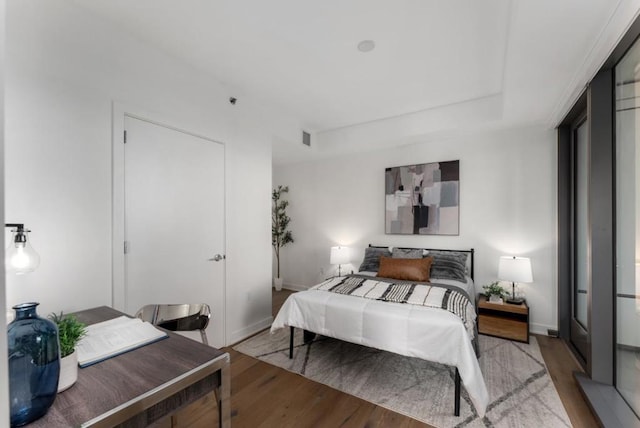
<box><xmin>72</xmin><ymin>0</ymin><xmax>631</xmax><ymax>159</ymax></box>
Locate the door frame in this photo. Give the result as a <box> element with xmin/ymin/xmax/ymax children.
<box><xmin>111</xmin><ymin>102</ymin><xmax>227</xmax><ymax>345</ymax></box>
<box><xmin>569</xmin><ymin>113</ymin><xmax>590</xmax><ymax>366</ymax></box>
<box><xmin>557</xmin><ymin>71</ymin><xmax>615</xmax><ymax>382</ymax></box>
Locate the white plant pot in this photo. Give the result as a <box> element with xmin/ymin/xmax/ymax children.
<box><xmin>489</xmin><ymin>295</ymin><xmax>503</xmax><ymax>304</ymax></box>
<box><xmin>274</xmin><ymin>277</ymin><xmax>283</xmax><ymax>291</ymax></box>
<box><xmin>58</xmin><ymin>350</ymin><xmax>78</xmax><ymax>393</ymax></box>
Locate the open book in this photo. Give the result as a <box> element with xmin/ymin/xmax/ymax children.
<box><xmin>76</xmin><ymin>316</ymin><xmax>168</xmax><ymax>367</ymax></box>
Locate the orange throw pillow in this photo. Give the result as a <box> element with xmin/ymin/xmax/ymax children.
<box><xmin>377</xmin><ymin>256</ymin><xmax>433</xmax><ymax>282</ymax></box>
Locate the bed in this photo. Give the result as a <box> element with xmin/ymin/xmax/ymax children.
<box><xmin>270</xmin><ymin>246</ymin><xmax>489</xmax><ymax>417</ymax></box>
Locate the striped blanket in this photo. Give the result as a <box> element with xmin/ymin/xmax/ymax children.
<box><xmin>313</xmin><ymin>275</ymin><xmax>476</xmax><ymax>338</ymax></box>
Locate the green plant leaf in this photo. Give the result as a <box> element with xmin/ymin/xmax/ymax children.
<box><xmin>49</xmin><ymin>312</ymin><xmax>87</xmax><ymax>358</ymax></box>
<box><xmin>482</xmin><ymin>281</ymin><xmax>507</xmax><ymax>298</ymax></box>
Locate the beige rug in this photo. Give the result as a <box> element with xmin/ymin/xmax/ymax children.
<box><xmin>234</xmin><ymin>328</ymin><xmax>572</xmax><ymax>428</ymax></box>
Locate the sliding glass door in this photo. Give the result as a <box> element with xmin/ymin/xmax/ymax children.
<box><xmin>615</xmin><ymin>36</ymin><xmax>640</xmax><ymax>417</ymax></box>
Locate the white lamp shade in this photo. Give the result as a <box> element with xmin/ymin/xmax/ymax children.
<box><xmin>330</xmin><ymin>246</ymin><xmax>350</xmax><ymax>265</ymax></box>
<box><xmin>498</xmin><ymin>256</ymin><xmax>533</xmax><ymax>283</ymax></box>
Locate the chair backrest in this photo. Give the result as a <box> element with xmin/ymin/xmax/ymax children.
<box><xmin>135</xmin><ymin>303</ymin><xmax>211</xmax><ymax>333</ymax></box>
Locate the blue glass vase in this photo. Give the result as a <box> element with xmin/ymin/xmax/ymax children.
<box><xmin>8</xmin><ymin>302</ymin><xmax>60</xmax><ymax>427</ymax></box>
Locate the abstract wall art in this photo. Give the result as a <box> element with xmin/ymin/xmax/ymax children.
<box><xmin>385</xmin><ymin>160</ymin><xmax>459</xmax><ymax>235</ymax></box>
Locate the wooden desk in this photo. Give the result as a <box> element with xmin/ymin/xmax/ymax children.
<box><xmin>28</xmin><ymin>306</ymin><xmax>230</xmax><ymax>427</ymax></box>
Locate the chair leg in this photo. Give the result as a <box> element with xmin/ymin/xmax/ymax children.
<box><xmin>200</xmin><ymin>329</ymin><xmax>209</xmax><ymax>346</ymax></box>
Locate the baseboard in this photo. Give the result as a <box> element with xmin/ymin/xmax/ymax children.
<box><xmin>530</xmin><ymin>322</ymin><xmax>556</xmax><ymax>336</ymax></box>
<box><xmin>282</xmin><ymin>283</ymin><xmax>309</xmax><ymax>292</ymax></box>
<box><xmin>228</xmin><ymin>316</ymin><xmax>273</xmax><ymax>346</ymax></box>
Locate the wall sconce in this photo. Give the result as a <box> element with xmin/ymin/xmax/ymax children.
<box><xmin>330</xmin><ymin>246</ymin><xmax>350</xmax><ymax>277</ymax></box>
<box><xmin>5</xmin><ymin>223</ymin><xmax>40</xmax><ymax>274</ymax></box>
<box><xmin>498</xmin><ymin>256</ymin><xmax>532</xmax><ymax>304</ymax></box>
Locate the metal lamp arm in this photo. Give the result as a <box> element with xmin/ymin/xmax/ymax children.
<box><xmin>5</xmin><ymin>223</ymin><xmax>25</xmax><ymax>231</ymax></box>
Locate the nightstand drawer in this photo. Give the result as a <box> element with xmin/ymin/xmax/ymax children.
<box><xmin>479</xmin><ymin>312</ymin><xmax>528</xmax><ymax>342</ymax></box>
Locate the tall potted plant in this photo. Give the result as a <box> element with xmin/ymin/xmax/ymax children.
<box><xmin>272</xmin><ymin>185</ymin><xmax>294</xmax><ymax>290</ymax></box>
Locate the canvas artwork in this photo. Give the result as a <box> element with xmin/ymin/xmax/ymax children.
<box><xmin>385</xmin><ymin>160</ymin><xmax>459</xmax><ymax>235</ymax></box>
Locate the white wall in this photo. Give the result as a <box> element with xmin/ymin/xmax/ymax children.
<box><xmin>274</xmin><ymin>126</ymin><xmax>557</xmax><ymax>334</ymax></box>
<box><xmin>5</xmin><ymin>1</ymin><xmax>301</xmax><ymax>345</ymax></box>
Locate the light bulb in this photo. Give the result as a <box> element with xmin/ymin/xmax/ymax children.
<box><xmin>6</xmin><ymin>230</ymin><xmax>39</xmax><ymax>274</ymax></box>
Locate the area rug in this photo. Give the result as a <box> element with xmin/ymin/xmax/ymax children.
<box><xmin>234</xmin><ymin>328</ymin><xmax>572</xmax><ymax>428</ymax></box>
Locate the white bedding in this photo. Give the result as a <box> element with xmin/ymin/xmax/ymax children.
<box><xmin>271</xmin><ymin>275</ymin><xmax>489</xmax><ymax>417</ymax></box>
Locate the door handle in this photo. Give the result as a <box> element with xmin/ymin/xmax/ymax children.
<box><xmin>208</xmin><ymin>254</ymin><xmax>225</xmax><ymax>262</ymax></box>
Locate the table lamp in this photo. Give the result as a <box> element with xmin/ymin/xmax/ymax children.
<box><xmin>330</xmin><ymin>246</ymin><xmax>350</xmax><ymax>277</ymax></box>
<box><xmin>498</xmin><ymin>256</ymin><xmax>532</xmax><ymax>304</ymax></box>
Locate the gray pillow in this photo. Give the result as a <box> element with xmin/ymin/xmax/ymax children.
<box><xmin>392</xmin><ymin>248</ymin><xmax>423</xmax><ymax>259</ymax></box>
<box><xmin>358</xmin><ymin>247</ymin><xmax>391</xmax><ymax>272</ymax></box>
<box><xmin>429</xmin><ymin>251</ymin><xmax>468</xmax><ymax>282</ymax></box>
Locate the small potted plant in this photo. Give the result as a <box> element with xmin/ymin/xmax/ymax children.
<box><xmin>49</xmin><ymin>312</ymin><xmax>86</xmax><ymax>392</ymax></box>
<box><xmin>482</xmin><ymin>282</ymin><xmax>507</xmax><ymax>304</ymax></box>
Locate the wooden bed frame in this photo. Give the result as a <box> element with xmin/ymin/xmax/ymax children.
<box><xmin>288</xmin><ymin>246</ymin><xmax>476</xmax><ymax>417</ymax></box>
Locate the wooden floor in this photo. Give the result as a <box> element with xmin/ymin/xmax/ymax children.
<box><xmin>536</xmin><ymin>335</ymin><xmax>600</xmax><ymax>428</ymax></box>
<box><xmin>222</xmin><ymin>288</ymin><xmax>430</xmax><ymax>428</ymax></box>
<box><xmin>185</xmin><ymin>289</ymin><xmax>601</xmax><ymax>427</ymax></box>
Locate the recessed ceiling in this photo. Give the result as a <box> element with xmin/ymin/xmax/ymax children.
<box><xmin>72</xmin><ymin>0</ymin><xmax>629</xmax><ymax>156</ymax></box>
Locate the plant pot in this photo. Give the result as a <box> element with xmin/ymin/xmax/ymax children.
<box><xmin>488</xmin><ymin>295</ymin><xmax>503</xmax><ymax>304</ymax></box>
<box><xmin>274</xmin><ymin>277</ymin><xmax>283</xmax><ymax>291</ymax></box>
<box><xmin>57</xmin><ymin>350</ymin><xmax>78</xmax><ymax>393</ymax></box>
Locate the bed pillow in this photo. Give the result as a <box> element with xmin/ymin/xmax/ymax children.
<box><xmin>377</xmin><ymin>256</ymin><xmax>433</xmax><ymax>282</ymax></box>
<box><xmin>429</xmin><ymin>251</ymin><xmax>468</xmax><ymax>282</ymax></box>
<box><xmin>358</xmin><ymin>247</ymin><xmax>391</xmax><ymax>272</ymax></box>
<box><xmin>391</xmin><ymin>247</ymin><xmax>423</xmax><ymax>259</ymax></box>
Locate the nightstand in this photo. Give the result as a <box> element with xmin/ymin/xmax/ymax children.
<box><xmin>477</xmin><ymin>295</ymin><xmax>529</xmax><ymax>343</ymax></box>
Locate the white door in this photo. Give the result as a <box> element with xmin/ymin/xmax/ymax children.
<box><xmin>123</xmin><ymin>116</ymin><xmax>225</xmax><ymax>347</ymax></box>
